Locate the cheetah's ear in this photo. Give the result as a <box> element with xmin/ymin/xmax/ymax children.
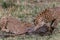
<box><xmin>50</xmin><ymin>19</ymin><xmax>56</xmax><ymax>26</ymax></box>
<box><xmin>49</xmin><ymin>19</ymin><xmax>56</xmax><ymax>32</ymax></box>
<box><xmin>50</xmin><ymin>19</ymin><xmax>56</xmax><ymax>30</ymax></box>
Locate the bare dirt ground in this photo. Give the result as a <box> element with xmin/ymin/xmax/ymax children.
<box><xmin>0</xmin><ymin>0</ymin><xmax>60</xmax><ymax>40</ymax></box>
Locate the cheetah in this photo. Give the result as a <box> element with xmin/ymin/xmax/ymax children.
<box><xmin>31</xmin><ymin>7</ymin><xmax>60</xmax><ymax>36</ymax></box>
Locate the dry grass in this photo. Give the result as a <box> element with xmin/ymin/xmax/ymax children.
<box><xmin>0</xmin><ymin>0</ymin><xmax>60</xmax><ymax>40</ymax></box>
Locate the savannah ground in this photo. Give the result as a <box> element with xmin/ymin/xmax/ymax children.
<box><xmin>0</xmin><ymin>0</ymin><xmax>60</xmax><ymax>40</ymax></box>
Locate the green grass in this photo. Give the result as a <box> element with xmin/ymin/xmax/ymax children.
<box><xmin>0</xmin><ymin>0</ymin><xmax>60</xmax><ymax>40</ymax></box>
